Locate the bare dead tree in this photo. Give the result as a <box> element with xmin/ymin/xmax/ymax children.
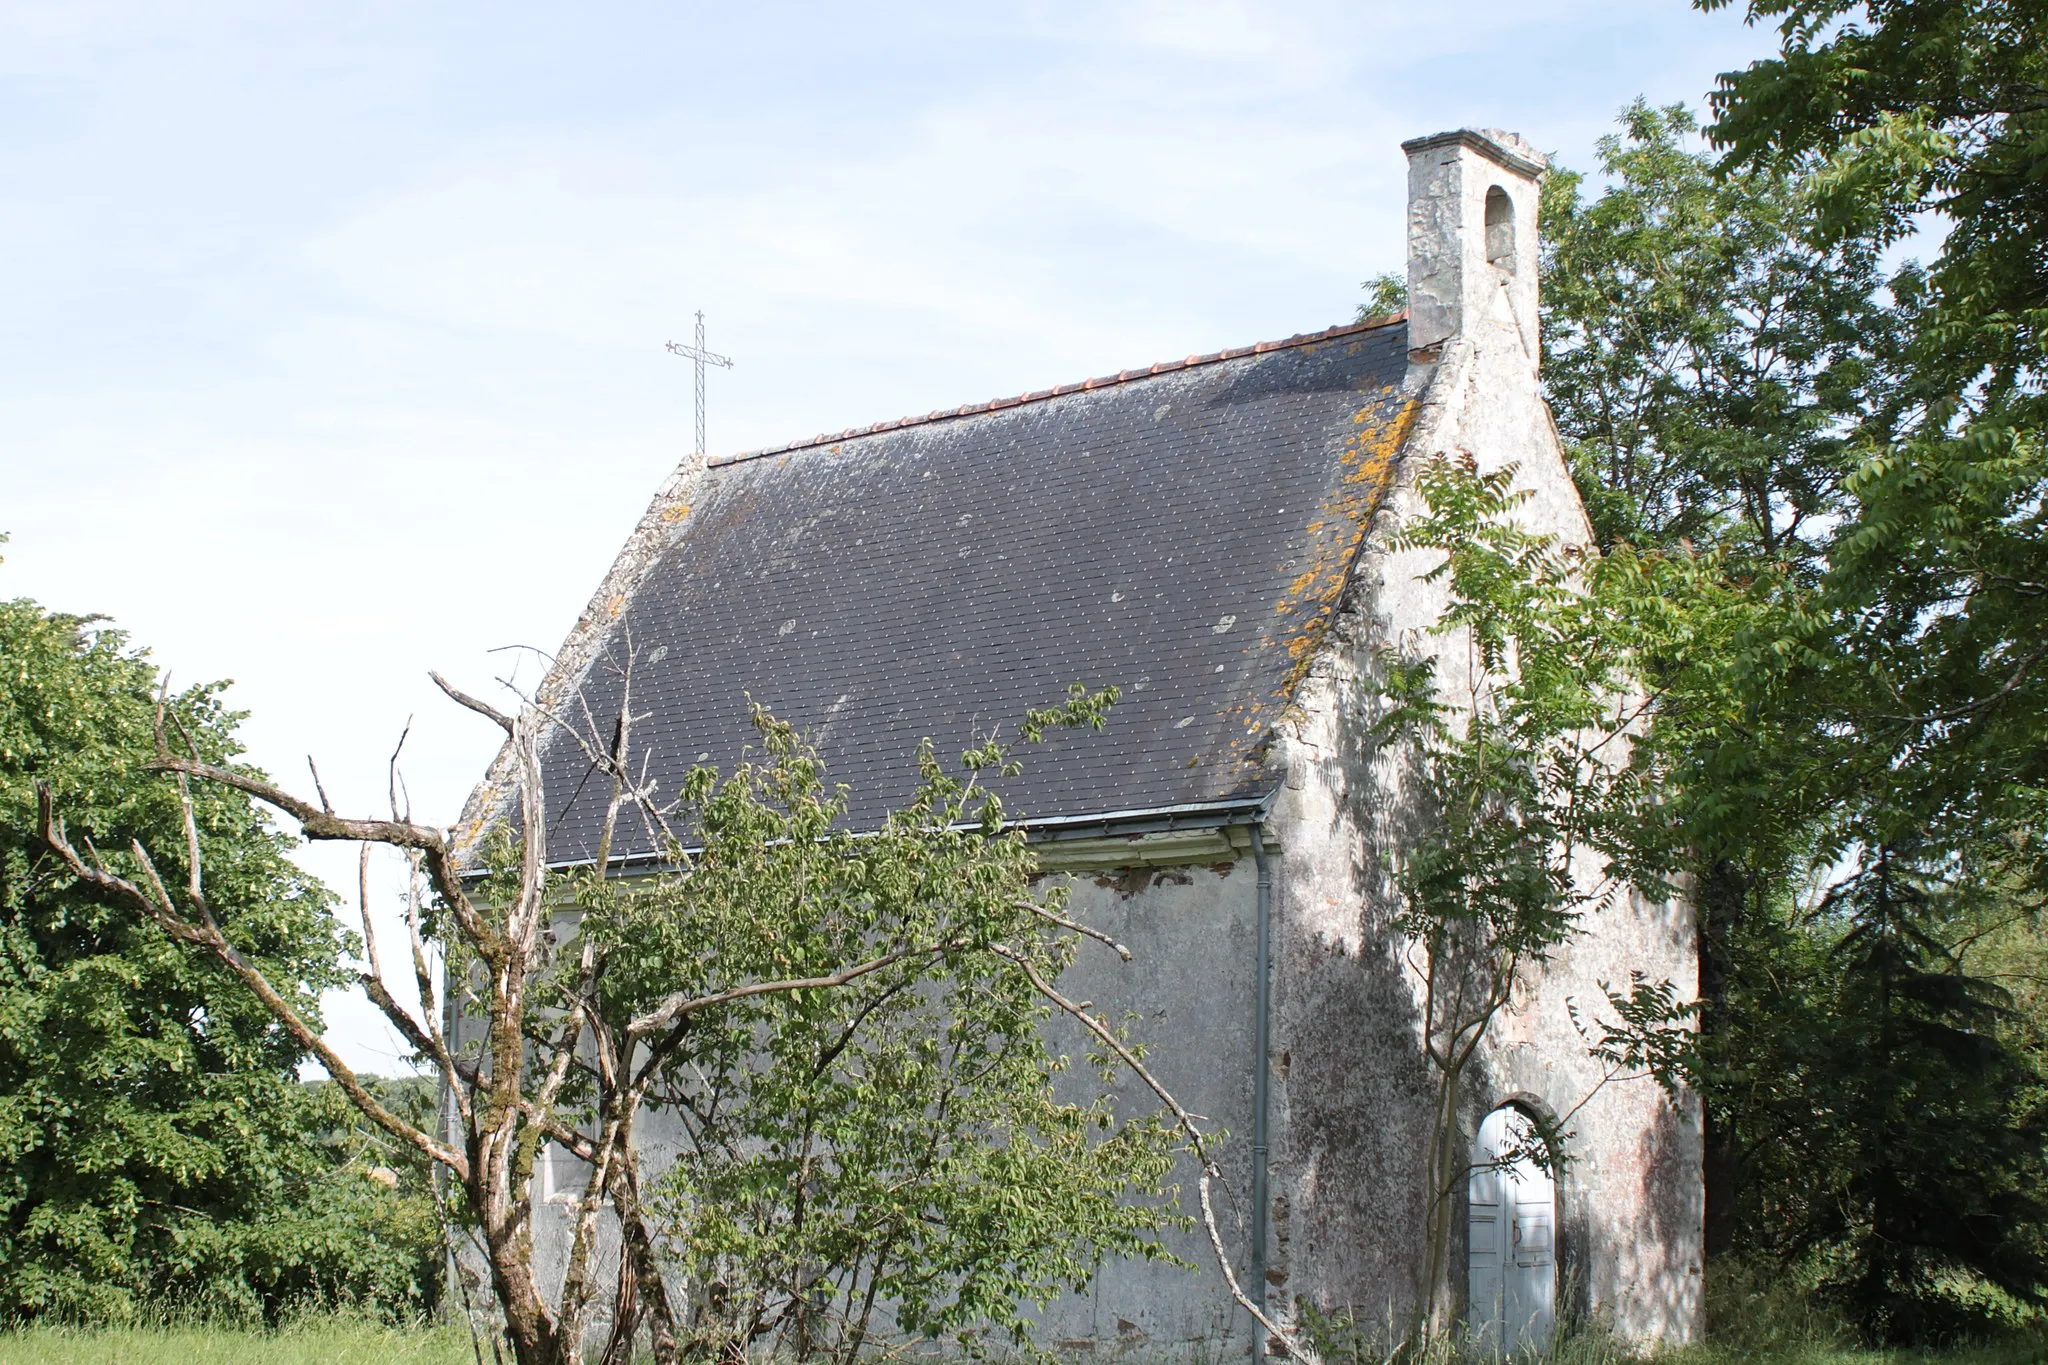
<box><xmin>35</xmin><ymin>687</ymin><xmax>887</xmax><ymax>1365</ymax></box>
<box><xmin>38</xmin><ymin>696</ymin><xmax>580</xmax><ymax>1362</ymax></box>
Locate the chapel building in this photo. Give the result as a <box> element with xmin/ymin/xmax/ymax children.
<box><xmin>466</xmin><ymin>126</ymin><xmax>1703</xmax><ymax>1355</ymax></box>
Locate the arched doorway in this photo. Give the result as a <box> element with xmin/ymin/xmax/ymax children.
<box><xmin>1467</xmin><ymin>1105</ymin><xmax>1556</xmax><ymax>1355</ymax></box>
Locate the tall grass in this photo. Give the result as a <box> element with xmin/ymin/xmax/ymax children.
<box><xmin>1672</xmin><ymin>1259</ymin><xmax>2048</xmax><ymax>1365</ymax></box>
<box><xmin>1299</xmin><ymin>1259</ymin><xmax>2048</xmax><ymax>1365</ymax></box>
<box><xmin>7</xmin><ymin>1271</ymin><xmax>2048</xmax><ymax>1365</ymax></box>
<box><xmin>0</xmin><ymin>1316</ymin><xmax>478</xmax><ymax>1365</ymax></box>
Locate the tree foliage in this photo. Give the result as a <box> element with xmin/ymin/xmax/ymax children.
<box><xmin>1364</xmin><ymin>456</ymin><xmax>1670</xmax><ymax>1340</ymax></box>
<box><xmin>569</xmin><ymin>707</ymin><xmax>1180</xmax><ymax>1361</ymax></box>
<box><xmin>0</xmin><ymin>593</ymin><xmax>438</xmax><ymax>1323</ymax></box>
<box><xmin>1541</xmin><ymin>61</ymin><xmax>2048</xmax><ymax>1338</ymax></box>
<box><xmin>1695</xmin><ymin>0</ymin><xmax>2048</xmax><ymax>896</ymax></box>
<box><xmin>1541</xmin><ymin>100</ymin><xmax>1904</xmax><ymax>569</ymax></box>
<box><xmin>1745</xmin><ymin>845</ymin><xmax>2048</xmax><ymax>1341</ymax></box>
<box><xmin>1695</xmin><ymin>3</ymin><xmax>2048</xmax><ymax>1334</ymax></box>
<box><xmin>40</xmin><ymin>662</ymin><xmax>1251</xmax><ymax>1365</ymax></box>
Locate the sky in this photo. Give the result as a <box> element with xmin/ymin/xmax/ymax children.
<box><xmin>1</xmin><ymin>0</ymin><xmax>1778</xmax><ymax>1074</ymax></box>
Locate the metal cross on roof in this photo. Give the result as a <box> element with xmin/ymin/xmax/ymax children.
<box><xmin>665</xmin><ymin>311</ymin><xmax>734</xmax><ymax>458</ymax></box>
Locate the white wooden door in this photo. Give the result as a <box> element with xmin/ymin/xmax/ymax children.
<box><xmin>1468</xmin><ymin>1106</ymin><xmax>1555</xmax><ymax>1355</ymax></box>
<box><xmin>1467</xmin><ymin>1148</ymin><xmax>1507</xmax><ymax>1354</ymax></box>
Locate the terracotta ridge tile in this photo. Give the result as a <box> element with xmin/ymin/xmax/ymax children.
<box><xmin>708</xmin><ymin>312</ymin><xmax>1406</xmax><ymax>468</ymax></box>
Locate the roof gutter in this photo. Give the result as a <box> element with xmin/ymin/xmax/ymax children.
<box><xmin>1019</xmin><ymin>794</ymin><xmax>1272</xmax><ymax>843</ymax></box>
<box><xmin>484</xmin><ymin>791</ymin><xmax>1280</xmax><ymax>880</ymax></box>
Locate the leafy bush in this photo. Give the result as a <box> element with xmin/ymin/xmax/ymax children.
<box><xmin>564</xmin><ymin>707</ymin><xmax>1185</xmax><ymax>1360</ymax></box>
<box><xmin>0</xmin><ymin>593</ymin><xmax>437</xmax><ymax>1323</ymax></box>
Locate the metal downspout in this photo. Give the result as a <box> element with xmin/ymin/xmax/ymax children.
<box><xmin>1250</xmin><ymin>830</ymin><xmax>1274</xmax><ymax>1326</ymax></box>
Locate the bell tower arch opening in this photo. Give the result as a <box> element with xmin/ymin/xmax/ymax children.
<box><xmin>1484</xmin><ymin>186</ymin><xmax>1516</xmax><ymax>271</ymax></box>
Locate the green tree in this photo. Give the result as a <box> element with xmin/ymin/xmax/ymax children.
<box><xmin>1692</xmin><ymin>2</ymin><xmax>2048</xmax><ymax>1335</ymax></box>
<box><xmin>574</xmin><ymin>709</ymin><xmax>1181</xmax><ymax>1362</ymax></box>
<box><xmin>1536</xmin><ymin>102</ymin><xmax>1868</xmax><ymax>1261</ymax></box>
<box><xmin>1541</xmin><ymin>100</ymin><xmax>1904</xmax><ymax>570</ymax></box>
<box><xmin>1364</xmin><ymin>456</ymin><xmax>1674</xmax><ymax>1343</ymax></box>
<box><xmin>1747</xmin><ymin>844</ymin><xmax>2048</xmax><ymax>1341</ymax></box>
<box><xmin>1539</xmin><ymin>77</ymin><xmax>2048</xmax><ymax>1337</ymax></box>
<box><xmin>1693</xmin><ymin>0</ymin><xmax>2048</xmax><ymax>955</ymax></box>
<box><xmin>0</xmin><ymin>593</ymin><xmax>435</xmax><ymax>1323</ymax></box>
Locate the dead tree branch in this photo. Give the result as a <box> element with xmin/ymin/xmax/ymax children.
<box><xmin>144</xmin><ymin>750</ymin><xmax>500</xmax><ymax>958</ymax></box>
<box><xmin>434</xmin><ymin>670</ymin><xmax>518</xmax><ymax>735</ymax></box>
<box><xmin>36</xmin><ymin>781</ymin><xmax>468</xmax><ymax>1177</ymax></box>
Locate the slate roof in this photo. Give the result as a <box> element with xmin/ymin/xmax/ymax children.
<box><xmin>536</xmin><ymin>315</ymin><xmax>1420</xmax><ymax>866</ymax></box>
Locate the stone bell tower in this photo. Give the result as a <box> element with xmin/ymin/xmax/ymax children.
<box><xmin>1402</xmin><ymin>128</ymin><xmax>1547</xmax><ymax>367</ymax></box>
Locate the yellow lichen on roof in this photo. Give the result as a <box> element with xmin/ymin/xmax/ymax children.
<box><xmin>1208</xmin><ymin>386</ymin><xmax>1421</xmax><ymax>773</ymax></box>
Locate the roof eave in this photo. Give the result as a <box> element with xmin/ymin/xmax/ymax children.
<box><xmin>472</xmin><ymin>788</ymin><xmax>1283</xmax><ymax>882</ymax></box>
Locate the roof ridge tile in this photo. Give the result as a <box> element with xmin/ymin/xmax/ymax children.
<box><xmin>710</xmin><ymin>312</ymin><xmax>1405</xmax><ymax>468</ymax></box>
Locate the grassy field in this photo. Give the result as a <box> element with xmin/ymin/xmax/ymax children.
<box><xmin>4</xmin><ymin>1322</ymin><xmax>2045</xmax><ymax>1365</ymax></box>
<box><xmin>1659</xmin><ymin>1345</ymin><xmax>2047</xmax><ymax>1365</ymax></box>
<box><xmin>10</xmin><ymin>1337</ymin><xmax>2048</xmax><ymax>1365</ymax></box>
<box><xmin>0</xmin><ymin>1320</ymin><xmax>479</xmax><ymax>1365</ymax></box>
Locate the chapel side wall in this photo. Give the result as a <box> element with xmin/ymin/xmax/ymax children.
<box><xmin>452</xmin><ymin>876</ymin><xmax>1262</xmax><ymax>1359</ymax></box>
<box><xmin>1268</xmin><ymin>307</ymin><xmax>1702</xmax><ymax>1347</ymax></box>
<box><xmin>1262</xmin><ymin>499</ymin><xmax>1439</xmax><ymax>1344</ymax></box>
<box><xmin>1030</xmin><ymin>865</ymin><xmax>1264</xmax><ymax>1357</ymax></box>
